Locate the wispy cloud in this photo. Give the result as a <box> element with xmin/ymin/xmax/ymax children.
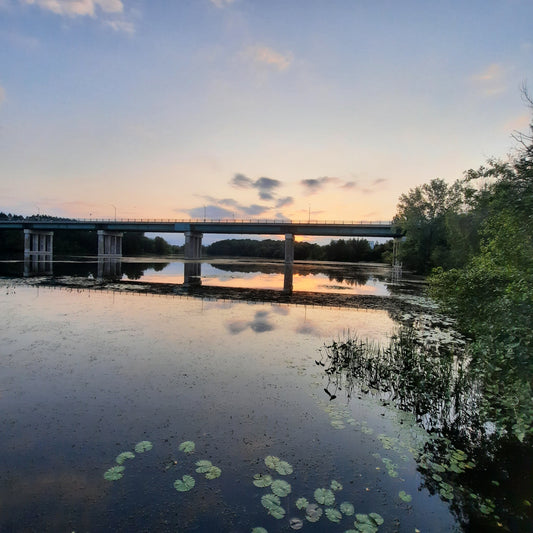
<box><xmin>300</xmin><ymin>177</ymin><xmax>340</xmax><ymax>195</ymax></box>
<box><xmin>275</xmin><ymin>196</ymin><xmax>293</xmax><ymax>208</ymax></box>
<box><xmin>503</xmin><ymin>113</ymin><xmax>531</xmax><ymax>133</ymax></box>
<box><xmin>470</xmin><ymin>63</ymin><xmax>506</xmax><ymax>96</ymax></box>
<box><xmin>230</xmin><ymin>173</ymin><xmax>282</xmax><ymax>200</ymax></box>
<box><xmin>22</xmin><ymin>0</ymin><xmax>124</xmax><ymax>17</ymax></box>
<box><xmin>244</xmin><ymin>45</ymin><xmax>293</xmax><ymax>72</ymax></box>
<box><xmin>209</xmin><ymin>0</ymin><xmax>236</xmax><ymax>8</ymax></box>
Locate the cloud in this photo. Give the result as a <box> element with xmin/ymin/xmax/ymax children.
<box><xmin>209</xmin><ymin>0</ymin><xmax>236</xmax><ymax>8</ymax></box>
<box><xmin>186</xmin><ymin>205</ymin><xmax>234</xmax><ymax>219</ymax></box>
<box><xmin>22</xmin><ymin>0</ymin><xmax>123</xmax><ymax>17</ymax></box>
<box><xmin>300</xmin><ymin>177</ymin><xmax>340</xmax><ymax>195</ymax></box>
<box><xmin>503</xmin><ymin>113</ymin><xmax>531</xmax><ymax>133</ymax></box>
<box><xmin>231</xmin><ymin>173</ymin><xmax>253</xmax><ymax>189</ymax></box>
<box><xmin>105</xmin><ymin>19</ymin><xmax>134</xmax><ymax>34</ymax></box>
<box><xmin>470</xmin><ymin>63</ymin><xmax>506</xmax><ymax>96</ymax></box>
<box><xmin>244</xmin><ymin>45</ymin><xmax>293</xmax><ymax>72</ymax></box>
<box><xmin>341</xmin><ymin>181</ymin><xmax>357</xmax><ymax>190</ymax></box>
<box><xmin>275</xmin><ymin>196</ymin><xmax>293</xmax><ymax>208</ymax></box>
<box><xmin>230</xmin><ymin>173</ymin><xmax>282</xmax><ymax>201</ymax></box>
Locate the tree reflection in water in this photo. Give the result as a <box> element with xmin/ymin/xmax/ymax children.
<box><xmin>318</xmin><ymin>328</ymin><xmax>533</xmax><ymax>532</ymax></box>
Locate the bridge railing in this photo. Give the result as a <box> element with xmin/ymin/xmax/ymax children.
<box><xmin>2</xmin><ymin>217</ymin><xmax>394</xmax><ymax>225</ymax></box>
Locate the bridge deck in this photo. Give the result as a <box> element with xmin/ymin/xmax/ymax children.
<box><xmin>0</xmin><ymin>219</ymin><xmax>400</xmax><ymax>238</ymax></box>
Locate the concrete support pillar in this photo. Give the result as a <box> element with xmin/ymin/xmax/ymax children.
<box><xmin>24</xmin><ymin>254</ymin><xmax>53</xmax><ymax>277</ymax></box>
<box><xmin>97</xmin><ymin>257</ymin><xmax>122</xmax><ymax>280</ymax></box>
<box><xmin>97</xmin><ymin>230</ymin><xmax>123</xmax><ymax>257</ymax></box>
<box><xmin>283</xmin><ymin>233</ymin><xmax>295</xmax><ymax>293</ymax></box>
<box><xmin>184</xmin><ymin>262</ymin><xmax>202</xmax><ymax>287</ymax></box>
<box><xmin>184</xmin><ymin>232</ymin><xmax>203</xmax><ymax>259</ymax></box>
<box><xmin>24</xmin><ymin>229</ymin><xmax>53</xmax><ymax>257</ymax></box>
<box><xmin>391</xmin><ymin>237</ymin><xmax>403</xmax><ymax>282</ymax></box>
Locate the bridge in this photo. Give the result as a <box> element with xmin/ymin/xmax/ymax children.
<box><xmin>0</xmin><ymin>218</ymin><xmax>402</xmax><ymax>291</ymax></box>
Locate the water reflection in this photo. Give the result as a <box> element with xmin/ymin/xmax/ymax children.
<box><xmin>318</xmin><ymin>327</ymin><xmax>533</xmax><ymax>532</ymax></box>
<box><xmin>24</xmin><ymin>254</ymin><xmax>53</xmax><ymax>276</ymax></box>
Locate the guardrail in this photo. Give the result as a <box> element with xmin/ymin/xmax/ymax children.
<box><xmin>0</xmin><ymin>218</ymin><xmax>394</xmax><ymax>225</ymax></box>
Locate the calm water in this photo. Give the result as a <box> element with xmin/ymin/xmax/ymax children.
<box><xmin>0</xmin><ymin>258</ymin><xmax>530</xmax><ymax>532</ymax></box>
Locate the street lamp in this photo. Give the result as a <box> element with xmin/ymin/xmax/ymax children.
<box><xmin>111</xmin><ymin>204</ymin><xmax>117</xmax><ymax>221</ymax></box>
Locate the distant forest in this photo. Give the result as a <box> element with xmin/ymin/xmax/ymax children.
<box><xmin>0</xmin><ymin>212</ymin><xmax>392</xmax><ymax>262</ymax></box>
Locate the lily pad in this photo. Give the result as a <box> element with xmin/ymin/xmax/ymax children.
<box><xmin>325</xmin><ymin>508</ymin><xmax>342</xmax><ymax>523</ymax></box>
<box><xmin>331</xmin><ymin>479</ymin><xmax>343</xmax><ymax>491</ymax></box>
<box><xmin>305</xmin><ymin>503</ymin><xmax>323</xmax><ymax>523</ymax></box>
<box><xmin>399</xmin><ymin>490</ymin><xmax>412</xmax><ymax>503</ymax></box>
<box><xmin>104</xmin><ymin>465</ymin><xmax>125</xmax><ymax>481</ymax></box>
<box><xmin>174</xmin><ymin>475</ymin><xmax>195</xmax><ymax>492</ymax></box>
<box><xmin>205</xmin><ymin>466</ymin><xmax>221</xmax><ymax>479</ymax></box>
<box><xmin>134</xmin><ymin>440</ymin><xmax>153</xmax><ymax>453</ymax></box>
<box><xmin>275</xmin><ymin>460</ymin><xmax>294</xmax><ymax>476</ymax></box>
<box><xmin>251</xmin><ymin>528</ymin><xmax>268</xmax><ymax>533</ymax></box>
<box><xmin>340</xmin><ymin>501</ymin><xmax>355</xmax><ymax>516</ymax></box>
<box><xmin>289</xmin><ymin>517</ymin><xmax>304</xmax><ymax>530</ymax></box>
<box><xmin>195</xmin><ymin>460</ymin><xmax>213</xmax><ymax>473</ymax></box>
<box><xmin>115</xmin><ymin>451</ymin><xmax>135</xmax><ymax>465</ymax></box>
<box><xmin>253</xmin><ymin>473</ymin><xmax>273</xmax><ymax>487</ymax></box>
<box><xmin>265</xmin><ymin>456</ymin><xmax>281</xmax><ymax>470</ymax></box>
<box><xmin>296</xmin><ymin>497</ymin><xmax>309</xmax><ymax>510</ymax></box>
<box><xmin>178</xmin><ymin>441</ymin><xmax>195</xmax><ymax>454</ymax></box>
<box><xmin>314</xmin><ymin>487</ymin><xmax>335</xmax><ymax>506</ymax></box>
<box><xmin>369</xmin><ymin>512</ymin><xmax>384</xmax><ymax>525</ymax></box>
<box><xmin>268</xmin><ymin>505</ymin><xmax>286</xmax><ymax>519</ymax></box>
<box><xmin>271</xmin><ymin>479</ymin><xmax>291</xmax><ymax>497</ymax></box>
<box><xmin>261</xmin><ymin>493</ymin><xmax>281</xmax><ymax>510</ymax></box>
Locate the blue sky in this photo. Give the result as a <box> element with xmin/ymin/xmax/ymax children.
<box><xmin>1</xmin><ymin>0</ymin><xmax>532</xmax><ymax>222</ymax></box>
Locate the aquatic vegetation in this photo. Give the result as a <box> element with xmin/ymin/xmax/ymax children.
<box><xmin>289</xmin><ymin>517</ymin><xmax>303</xmax><ymax>530</ymax></box>
<box><xmin>340</xmin><ymin>501</ymin><xmax>355</xmax><ymax>515</ymax></box>
<box><xmin>104</xmin><ymin>465</ymin><xmax>125</xmax><ymax>481</ymax></box>
<box><xmin>253</xmin><ymin>473</ymin><xmax>273</xmax><ymax>488</ymax></box>
<box><xmin>330</xmin><ymin>479</ymin><xmax>343</xmax><ymax>491</ymax></box>
<box><xmin>270</xmin><ymin>479</ymin><xmax>291</xmax><ymax>497</ymax></box>
<box><xmin>178</xmin><ymin>440</ymin><xmax>195</xmax><ymax>454</ymax></box>
<box><xmin>251</xmin><ymin>528</ymin><xmax>268</xmax><ymax>533</ymax></box>
<box><xmin>115</xmin><ymin>451</ymin><xmax>135</xmax><ymax>465</ymax></box>
<box><xmin>264</xmin><ymin>455</ymin><xmax>280</xmax><ymax>470</ymax></box>
<box><xmin>173</xmin><ymin>475</ymin><xmax>195</xmax><ymax>492</ymax></box>
<box><xmin>325</xmin><ymin>507</ymin><xmax>342</xmax><ymax>522</ymax></box>
<box><xmin>353</xmin><ymin>512</ymin><xmax>382</xmax><ymax>532</ymax></box>
<box><xmin>398</xmin><ymin>490</ymin><xmax>412</xmax><ymax>503</ymax></box>
<box><xmin>195</xmin><ymin>459</ymin><xmax>221</xmax><ymax>479</ymax></box>
<box><xmin>305</xmin><ymin>503</ymin><xmax>323</xmax><ymax>522</ymax></box>
<box><xmin>295</xmin><ymin>497</ymin><xmax>309</xmax><ymax>510</ymax></box>
<box><xmin>134</xmin><ymin>440</ymin><xmax>153</xmax><ymax>453</ymax></box>
<box><xmin>275</xmin><ymin>460</ymin><xmax>293</xmax><ymax>475</ymax></box>
<box><xmin>314</xmin><ymin>487</ymin><xmax>335</xmax><ymax>506</ymax></box>
<box><xmin>260</xmin><ymin>493</ymin><xmax>285</xmax><ymax>519</ymax></box>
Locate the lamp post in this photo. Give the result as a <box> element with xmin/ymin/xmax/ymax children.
<box><xmin>111</xmin><ymin>204</ymin><xmax>117</xmax><ymax>221</ymax></box>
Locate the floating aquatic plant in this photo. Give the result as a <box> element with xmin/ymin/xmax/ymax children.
<box><xmin>354</xmin><ymin>513</ymin><xmax>379</xmax><ymax>533</ymax></box>
<box><xmin>340</xmin><ymin>501</ymin><xmax>355</xmax><ymax>515</ymax></box>
<box><xmin>178</xmin><ymin>441</ymin><xmax>195</xmax><ymax>454</ymax></box>
<box><xmin>275</xmin><ymin>460</ymin><xmax>293</xmax><ymax>475</ymax></box>
<box><xmin>369</xmin><ymin>512</ymin><xmax>384</xmax><ymax>525</ymax></box>
<box><xmin>314</xmin><ymin>487</ymin><xmax>335</xmax><ymax>506</ymax></box>
<box><xmin>205</xmin><ymin>466</ymin><xmax>221</xmax><ymax>479</ymax></box>
<box><xmin>261</xmin><ymin>493</ymin><xmax>285</xmax><ymax>519</ymax></box>
<box><xmin>195</xmin><ymin>460</ymin><xmax>213</xmax><ymax>473</ymax></box>
<box><xmin>104</xmin><ymin>465</ymin><xmax>125</xmax><ymax>481</ymax></box>
<box><xmin>251</xmin><ymin>528</ymin><xmax>268</xmax><ymax>533</ymax></box>
<box><xmin>295</xmin><ymin>497</ymin><xmax>309</xmax><ymax>510</ymax></box>
<box><xmin>134</xmin><ymin>440</ymin><xmax>153</xmax><ymax>453</ymax></box>
<box><xmin>330</xmin><ymin>479</ymin><xmax>343</xmax><ymax>491</ymax></box>
<box><xmin>289</xmin><ymin>517</ymin><xmax>303</xmax><ymax>530</ymax></box>
<box><xmin>264</xmin><ymin>456</ymin><xmax>281</xmax><ymax>470</ymax></box>
<box><xmin>398</xmin><ymin>490</ymin><xmax>412</xmax><ymax>503</ymax></box>
<box><xmin>305</xmin><ymin>503</ymin><xmax>323</xmax><ymax>523</ymax></box>
<box><xmin>115</xmin><ymin>451</ymin><xmax>135</xmax><ymax>465</ymax></box>
<box><xmin>174</xmin><ymin>475</ymin><xmax>195</xmax><ymax>492</ymax></box>
<box><xmin>253</xmin><ymin>473</ymin><xmax>273</xmax><ymax>488</ymax></box>
<box><xmin>325</xmin><ymin>507</ymin><xmax>342</xmax><ymax>523</ymax></box>
<box><xmin>271</xmin><ymin>479</ymin><xmax>291</xmax><ymax>497</ymax></box>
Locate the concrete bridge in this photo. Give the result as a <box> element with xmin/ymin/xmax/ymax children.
<box><xmin>0</xmin><ymin>218</ymin><xmax>402</xmax><ymax>291</ymax></box>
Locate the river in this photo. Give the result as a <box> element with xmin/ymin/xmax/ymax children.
<box><xmin>0</xmin><ymin>256</ymin><xmax>531</xmax><ymax>532</ymax></box>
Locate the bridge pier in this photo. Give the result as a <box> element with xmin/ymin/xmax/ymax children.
<box><xmin>184</xmin><ymin>231</ymin><xmax>203</xmax><ymax>259</ymax></box>
<box><xmin>97</xmin><ymin>230</ymin><xmax>123</xmax><ymax>257</ymax></box>
<box><xmin>283</xmin><ymin>233</ymin><xmax>294</xmax><ymax>293</ymax></box>
<box><xmin>24</xmin><ymin>229</ymin><xmax>53</xmax><ymax>257</ymax></box>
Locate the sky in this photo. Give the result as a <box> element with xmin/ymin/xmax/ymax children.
<box><xmin>1</xmin><ymin>0</ymin><xmax>532</xmax><ymax>224</ymax></box>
